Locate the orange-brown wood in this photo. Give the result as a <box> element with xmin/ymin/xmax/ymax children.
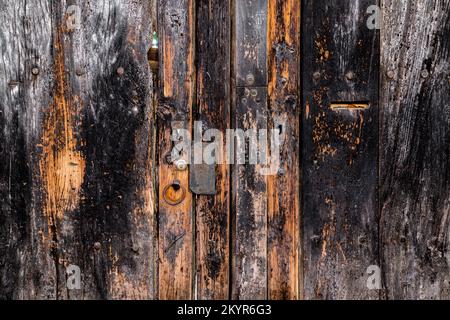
<box><xmin>157</xmin><ymin>0</ymin><xmax>195</xmax><ymax>299</ymax></box>
<box><xmin>267</xmin><ymin>0</ymin><xmax>301</xmax><ymax>300</ymax></box>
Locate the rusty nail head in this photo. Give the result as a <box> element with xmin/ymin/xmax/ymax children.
<box><xmin>246</xmin><ymin>74</ymin><xmax>255</xmax><ymax>85</ymax></box>
<box><xmin>358</xmin><ymin>235</ymin><xmax>367</xmax><ymax>244</ymax></box>
<box><xmin>117</xmin><ymin>67</ymin><xmax>125</xmax><ymax>76</ymax></box>
<box><xmin>31</xmin><ymin>67</ymin><xmax>39</xmax><ymax>75</ymax></box>
<box><xmin>76</xmin><ymin>67</ymin><xmax>85</xmax><ymax>76</ymax></box>
<box><xmin>311</xmin><ymin>235</ymin><xmax>321</xmax><ymax>244</ymax></box>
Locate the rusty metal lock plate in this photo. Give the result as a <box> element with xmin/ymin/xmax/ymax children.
<box><xmin>189</xmin><ymin>164</ymin><xmax>216</xmax><ymax>195</ymax></box>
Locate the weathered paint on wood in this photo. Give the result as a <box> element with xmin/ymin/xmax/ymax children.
<box><xmin>380</xmin><ymin>0</ymin><xmax>450</xmax><ymax>300</ymax></box>
<box><xmin>195</xmin><ymin>0</ymin><xmax>231</xmax><ymax>300</ymax></box>
<box><xmin>301</xmin><ymin>0</ymin><xmax>380</xmax><ymax>299</ymax></box>
<box><xmin>267</xmin><ymin>0</ymin><xmax>301</xmax><ymax>300</ymax></box>
<box><xmin>0</xmin><ymin>0</ymin><xmax>156</xmax><ymax>299</ymax></box>
<box><xmin>157</xmin><ymin>0</ymin><xmax>195</xmax><ymax>300</ymax></box>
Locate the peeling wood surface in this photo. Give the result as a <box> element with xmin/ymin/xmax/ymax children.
<box><xmin>301</xmin><ymin>0</ymin><xmax>380</xmax><ymax>299</ymax></box>
<box><xmin>380</xmin><ymin>0</ymin><xmax>450</xmax><ymax>299</ymax></box>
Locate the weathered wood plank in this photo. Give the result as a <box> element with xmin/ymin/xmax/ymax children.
<box><xmin>301</xmin><ymin>0</ymin><xmax>380</xmax><ymax>299</ymax></box>
<box><xmin>235</xmin><ymin>0</ymin><xmax>268</xmax><ymax>87</ymax></box>
<box><xmin>232</xmin><ymin>0</ymin><xmax>269</xmax><ymax>300</ymax></box>
<box><xmin>0</xmin><ymin>0</ymin><xmax>56</xmax><ymax>299</ymax></box>
<box><xmin>77</xmin><ymin>1</ymin><xmax>156</xmax><ymax>299</ymax></box>
<box><xmin>380</xmin><ymin>0</ymin><xmax>450</xmax><ymax>299</ymax></box>
<box><xmin>267</xmin><ymin>0</ymin><xmax>301</xmax><ymax>300</ymax></box>
<box><xmin>233</xmin><ymin>87</ymin><xmax>268</xmax><ymax>300</ymax></box>
<box><xmin>195</xmin><ymin>0</ymin><xmax>231</xmax><ymax>300</ymax></box>
<box><xmin>157</xmin><ymin>0</ymin><xmax>195</xmax><ymax>299</ymax></box>
<box><xmin>0</xmin><ymin>0</ymin><xmax>156</xmax><ymax>299</ymax></box>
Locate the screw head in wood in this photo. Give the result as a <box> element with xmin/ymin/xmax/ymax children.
<box><xmin>311</xmin><ymin>235</ymin><xmax>321</xmax><ymax>244</ymax></box>
<box><xmin>313</xmin><ymin>71</ymin><xmax>321</xmax><ymax>81</ymax></box>
<box><xmin>117</xmin><ymin>67</ymin><xmax>125</xmax><ymax>76</ymax></box>
<box><xmin>246</xmin><ymin>74</ymin><xmax>255</xmax><ymax>85</ymax></box>
<box><xmin>387</xmin><ymin>70</ymin><xmax>395</xmax><ymax>80</ymax></box>
<box><xmin>174</xmin><ymin>159</ymin><xmax>187</xmax><ymax>171</ymax></box>
<box><xmin>31</xmin><ymin>67</ymin><xmax>40</xmax><ymax>75</ymax></box>
<box><xmin>421</xmin><ymin>69</ymin><xmax>429</xmax><ymax>79</ymax></box>
<box><xmin>131</xmin><ymin>106</ymin><xmax>139</xmax><ymax>115</ymax></box>
<box><xmin>75</xmin><ymin>66</ymin><xmax>85</xmax><ymax>76</ymax></box>
<box><xmin>358</xmin><ymin>235</ymin><xmax>367</xmax><ymax>245</ymax></box>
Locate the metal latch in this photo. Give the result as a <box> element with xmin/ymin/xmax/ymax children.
<box><xmin>189</xmin><ymin>163</ymin><xmax>216</xmax><ymax>195</ymax></box>
<box><xmin>330</xmin><ymin>101</ymin><xmax>370</xmax><ymax>111</ymax></box>
<box><xmin>189</xmin><ymin>122</ymin><xmax>217</xmax><ymax>195</ymax></box>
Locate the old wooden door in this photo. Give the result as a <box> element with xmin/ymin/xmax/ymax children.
<box><xmin>0</xmin><ymin>0</ymin><xmax>448</xmax><ymax>300</ymax></box>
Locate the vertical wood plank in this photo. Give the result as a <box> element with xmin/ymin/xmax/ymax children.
<box><xmin>78</xmin><ymin>0</ymin><xmax>156</xmax><ymax>299</ymax></box>
<box><xmin>232</xmin><ymin>0</ymin><xmax>269</xmax><ymax>300</ymax></box>
<box><xmin>267</xmin><ymin>0</ymin><xmax>301</xmax><ymax>300</ymax></box>
<box><xmin>380</xmin><ymin>0</ymin><xmax>450</xmax><ymax>299</ymax></box>
<box><xmin>233</xmin><ymin>87</ymin><xmax>268</xmax><ymax>300</ymax></box>
<box><xmin>157</xmin><ymin>0</ymin><xmax>195</xmax><ymax>299</ymax></box>
<box><xmin>195</xmin><ymin>0</ymin><xmax>231</xmax><ymax>300</ymax></box>
<box><xmin>0</xmin><ymin>0</ymin><xmax>56</xmax><ymax>299</ymax></box>
<box><xmin>301</xmin><ymin>0</ymin><xmax>380</xmax><ymax>299</ymax></box>
<box><xmin>0</xmin><ymin>0</ymin><xmax>156</xmax><ymax>299</ymax></box>
<box><xmin>235</xmin><ymin>0</ymin><xmax>268</xmax><ymax>87</ymax></box>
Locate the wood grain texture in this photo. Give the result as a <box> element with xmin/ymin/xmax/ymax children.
<box><xmin>0</xmin><ymin>0</ymin><xmax>156</xmax><ymax>299</ymax></box>
<box><xmin>232</xmin><ymin>0</ymin><xmax>269</xmax><ymax>300</ymax></box>
<box><xmin>267</xmin><ymin>0</ymin><xmax>301</xmax><ymax>300</ymax></box>
<box><xmin>0</xmin><ymin>0</ymin><xmax>56</xmax><ymax>299</ymax></box>
<box><xmin>235</xmin><ymin>0</ymin><xmax>268</xmax><ymax>87</ymax></box>
<box><xmin>157</xmin><ymin>0</ymin><xmax>195</xmax><ymax>299</ymax></box>
<box><xmin>195</xmin><ymin>0</ymin><xmax>231</xmax><ymax>300</ymax></box>
<box><xmin>301</xmin><ymin>0</ymin><xmax>380</xmax><ymax>299</ymax></box>
<box><xmin>380</xmin><ymin>0</ymin><xmax>450</xmax><ymax>299</ymax></box>
<box><xmin>233</xmin><ymin>87</ymin><xmax>268</xmax><ymax>300</ymax></box>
